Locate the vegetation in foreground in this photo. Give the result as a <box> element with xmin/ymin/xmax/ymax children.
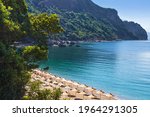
<box><xmin>0</xmin><ymin>0</ymin><xmax>63</xmax><ymax>100</ymax></box>
<box><xmin>23</xmin><ymin>81</ymin><xmax>62</xmax><ymax>100</ymax></box>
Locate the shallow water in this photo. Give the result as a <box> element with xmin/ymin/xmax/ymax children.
<box><xmin>39</xmin><ymin>41</ymin><xmax>150</xmax><ymax>99</ymax></box>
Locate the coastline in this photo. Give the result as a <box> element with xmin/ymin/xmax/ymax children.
<box><xmin>48</xmin><ymin>39</ymin><xmax>120</xmax><ymax>47</ymax></box>
<box><xmin>31</xmin><ymin>69</ymin><xmax>117</xmax><ymax>100</ymax></box>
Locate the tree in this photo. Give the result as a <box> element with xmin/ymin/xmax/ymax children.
<box><xmin>0</xmin><ymin>0</ymin><xmax>31</xmax><ymax>100</ymax></box>
<box><xmin>0</xmin><ymin>0</ymin><xmax>22</xmax><ymax>44</ymax></box>
<box><xmin>29</xmin><ymin>13</ymin><xmax>64</xmax><ymax>45</ymax></box>
<box><xmin>2</xmin><ymin>0</ymin><xmax>31</xmax><ymax>33</ymax></box>
<box><xmin>22</xmin><ymin>45</ymin><xmax>48</xmax><ymax>62</ymax></box>
<box><xmin>0</xmin><ymin>0</ymin><xmax>63</xmax><ymax>100</ymax></box>
<box><xmin>0</xmin><ymin>42</ymin><xmax>30</xmax><ymax>99</ymax></box>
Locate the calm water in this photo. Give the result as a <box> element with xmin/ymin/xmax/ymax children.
<box><xmin>39</xmin><ymin>41</ymin><xmax>150</xmax><ymax>100</ymax></box>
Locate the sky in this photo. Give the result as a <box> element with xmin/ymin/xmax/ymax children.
<box><xmin>92</xmin><ymin>0</ymin><xmax>150</xmax><ymax>32</ymax></box>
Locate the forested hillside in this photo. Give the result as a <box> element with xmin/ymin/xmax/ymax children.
<box><xmin>26</xmin><ymin>0</ymin><xmax>148</xmax><ymax>40</ymax></box>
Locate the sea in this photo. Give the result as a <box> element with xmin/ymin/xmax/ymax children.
<box><xmin>38</xmin><ymin>40</ymin><xmax>150</xmax><ymax>100</ymax></box>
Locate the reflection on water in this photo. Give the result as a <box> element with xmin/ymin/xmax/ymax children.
<box><xmin>39</xmin><ymin>41</ymin><xmax>150</xmax><ymax>99</ymax></box>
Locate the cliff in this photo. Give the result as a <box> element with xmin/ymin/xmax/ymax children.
<box><xmin>123</xmin><ymin>21</ymin><xmax>148</xmax><ymax>40</ymax></box>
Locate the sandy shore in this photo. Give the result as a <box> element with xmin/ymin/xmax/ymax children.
<box><xmin>31</xmin><ymin>69</ymin><xmax>117</xmax><ymax>100</ymax></box>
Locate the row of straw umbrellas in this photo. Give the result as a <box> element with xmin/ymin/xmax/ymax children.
<box><xmin>31</xmin><ymin>69</ymin><xmax>116</xmax><ymax>100</ymax></box>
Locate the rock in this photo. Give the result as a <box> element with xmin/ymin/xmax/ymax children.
<box><xmin>70</xmin><ymin>41</ymin><xmax>76</xmax><ymax>46</ymax></box>
<box><xmin>59</xmin><ymin>44</ymin><xmax>67</xmax><ymax>47</ymax></box>
<box><xmin>43</xmin><ymin>67</ymin><xmax>49</xmax><ymax>71</ymax></box>
<box><xmin>76</xmin><ymin>45</ymin><xmax>80</xmax><ymax>47</ymax></box>
<box><xmin>48</xmin><ymin>40</ymin><xmax>79</xmax><ymax>47</ymax></box>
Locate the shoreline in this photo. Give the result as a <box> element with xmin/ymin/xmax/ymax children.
<box><xmin>31</xmin><ymin>69</ymin><xmax>117</xmax><ymax>100</ymax></box>
<box><xmin>48</xmin><ymin>39</ymin><xmax>120</xmax><ymax>47</ymax></box>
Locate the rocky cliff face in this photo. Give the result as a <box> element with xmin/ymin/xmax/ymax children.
<box><xmin>123</xmin><ymin>21</ymin><xmax>148</xmax><ymax>40</ymax></box>
<box><xmin>26</xmin><ymin>0</ymin><xmax>148</xmax><ymax>40</ymax></box>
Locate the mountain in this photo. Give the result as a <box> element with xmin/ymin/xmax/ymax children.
<box><xmin>26</xmin><ymin>0</ymin><xmax>148</xmax><ymax>40</ymax></box>
<box><xmin>123</xmin><ymin>21</ymin><xmax>148</xmax><ymax>40</ymax></box>
<box><xmin>147</xmin><ymin>32</ymin><xmax>150</xmax><ymax>39</ymax></box>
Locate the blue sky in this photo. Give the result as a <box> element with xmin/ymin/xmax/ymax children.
<box><xmin>92</xmin><ymin>0</ymin><xmax>150</xmax><ymax>32</ymax></box>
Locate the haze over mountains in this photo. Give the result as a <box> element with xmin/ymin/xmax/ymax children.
<box><xmin>26</xmin><ymin>0</ymin><xmax>148</xmax><ymax>40</ymax></box>
<box><xmin>148</xmin><ymin>32</ymin><xmax>150</xmax><ymax>39</ymax></box>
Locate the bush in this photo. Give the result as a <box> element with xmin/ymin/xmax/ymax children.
<box><xmin>24</xmin><ymin>81</ymin><xmax>62</xmax><ymax>100</ymax></box>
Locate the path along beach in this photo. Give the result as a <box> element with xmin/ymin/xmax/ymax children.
<box><xmin>31</xmin><ymin>69</ymin><xmax>117</xmax><ymax>100</ymax></box>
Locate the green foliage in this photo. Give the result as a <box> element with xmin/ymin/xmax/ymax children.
<box><xmin>0</xmin><ymin>0</ymin><xmax>63</xmax><ymax>100</ymax></box>
<box><xmin>0</xmin><ymin>42</ymin><xmax>30</xmax><ymax>99</ymax></box>
<box><xmin>2</xmin><ymin>0</ymin><xmax>28</xmax><ymax>23</ymax></box>
<box><xmin>51</xmin><ymin>88</ymin><xmax>62</xmax><ymax>100</ymax></box>
<box><xmin>2</xmin><ymin>0</ymin><xmax>31</xmax><ymax>32</ymax></box>
<box><xmin>30</xmin><ymin>13</ymin><xmax>63</xmax><ymax>34</ymax></box>
<box><xmin>0</xmin><ymin>0</ymin><xmax>22</xmax><ymax>44</ymax></box>
<box><xmin>29</xmin><ymin>13</ymin><xmax>64</xmax><ymax>44</ymax></box>
<box><xmin>24</xmin><ymin>81</ymin><xmax>62</xmax><ymax>100</ymax></box>
<box><xmin>59</xmin><ymin>12</ymin><xmax>117</xmax><ymax>40</ymax></box>
<box><xmin>22</xmin><ymin>46</ymin><xmax>48</xmax><ymax>62</ymax></box>
<box><xmin>26</xmin><ymin>1</ymin><xmax>118</xmax><ymax>41</ymax></box>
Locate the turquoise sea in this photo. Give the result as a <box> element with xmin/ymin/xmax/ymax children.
<box><xmin>39</xmin><ymin>41</ymin><xmax>150</xmax><ymax>100</ymax></box>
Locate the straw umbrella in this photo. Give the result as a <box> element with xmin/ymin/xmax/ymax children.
<box><xmin>53</xmin><ymin>81</ymin><xmax>58</xmax><ymax>85</ymax></box>
<box><xmin>93</xmin><ymin>90</ymin><xmax>104</xmax><ymax>99</ymax></box>
<box><xmin>104</xmin><ymin>93</ymin><xmax>114</xmax><ymax>100</ymax></box>
<box><xmin>35</xmin><ymin>70</ymin><xmax>41</xmax><ymax>75</ymax></box>
<box><xmin>45</xmin><ymin>78</ymin><xmax>51</xmax><ymax>82</ymax></box>
<box><xmin>77</xmin><ymin>84</ymin><xmax>86</xmax><ymax>92</ymax></box>
<box><xmin>31</xmin><ymin>73</ymin><xmax>36</xmax><ymax>78</ymax></box>
<box><xmin>76</xmin><ymin>91</ymin><xmax>86</xmax><ymax>100</ymax></box>
<box><xmin>39</xmin><ymin>72</ymin><xmax>44</xmax><ymax>77</ymax></box>
<box><xmin>100</xmin><ymin>93</ymin><xmax>110</xmax><ymax>100</ymax></box>
<box><xmin>45</xmin><ymin>74</ymin><xmax>51</xmax><ymax>79</ymax></box>
<box><xmin>55</xmin><ymin>85</ymin><xmax>60</xmax><ymax>88</ymax></box>
<box><xmin>61</xmin><ymin>79</ymin><xmax>67</xmax><ymax>85</ymax></box>
<box><xmin>66</xmin><ymin>80</ymin><xmax>73</xmax><ymax>86</ymax></box>
<box><xmin>84</xmin><ymin>94</ymin><xmax>95</xmax><ymax>100</ymax></box>
<box><xmin>50</xmin><ymin>75</ymin><xmax>56</xmax><ymax>79</ymax></box>
<box><xmin>50</xmin><ymin>84</ymin><xmax>57</xmax><ymax>88</ymax></box>
<box><xmin>63</xmin><ymin>86</ymin><xmax>71</xmax><ymax>92</ymax></box>
<box><xmin>45</xmin><ymin>82</ymin><xmax>50</xmax><ymax>86</ymax></box>
<box><xmin>84</xmin><ymin>87</ymin><xmax>94</xmax><ymax>95</ymax></box>
<box><xmin>70</xmin><ymin>82</ymin><xmax>79</xmax><ymax>88</ymax></box>
<box><xmin>68</xmin><ymin>89</ymin><xmax>78</xmax><ymax>97</ymax></box>
<box><xmin>61</xmin><ymin>92</ymin><xmax>68</xmax><ymax>99</ymax></box>
<box><xmin>55</xmin><ymin>77</ymin><xmax>61</xmax><ymax>83</ymax></box>
<box><xmin>58</xmin><ymin>82</ymin><xmax>65</xmax><ymax>88</ymax></box>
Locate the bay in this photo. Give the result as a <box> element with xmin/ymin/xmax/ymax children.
<box><xmin>38</xmin><ymin>41</ymin><xmax>150</xmax><ymax>100</ymax></box>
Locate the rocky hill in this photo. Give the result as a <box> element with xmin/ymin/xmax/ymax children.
<box><xmin>26</xmin><ymin>0</ymin><xmax>148</xmax><ymax>40</ymax></box>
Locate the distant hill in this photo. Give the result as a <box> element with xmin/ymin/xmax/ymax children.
<box><xmin>26</xmin><ymin>0</ymin><xmax>148</xmax><ymax>40</ymax></box>
<box><xmin>147</xmin><ymin>32</ymin><xmax>150</xmax><ymax>39</ymax></box>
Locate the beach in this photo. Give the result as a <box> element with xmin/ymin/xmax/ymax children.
<box><xmin>31</xmin><ymin>69</ymin><xmax>116</xmax><ymax>100</ymax></box>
